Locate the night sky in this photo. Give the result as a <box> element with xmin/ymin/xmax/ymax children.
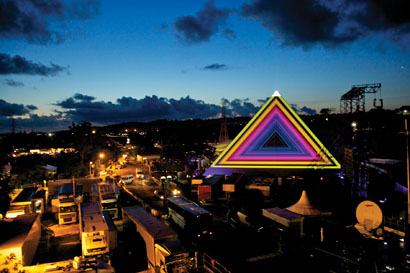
<box><xmin>1</xmin><ymin>0</ymin><xmax>410</xmax><ymax>133</ymax></box>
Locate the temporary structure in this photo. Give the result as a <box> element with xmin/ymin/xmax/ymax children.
<box><xmin>286</xmin><ymin>190</ymin><xmax>322</xmax><ymax>216</ymax></box>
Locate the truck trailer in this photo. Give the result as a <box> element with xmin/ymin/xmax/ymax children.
<box><xmin>0</xmin><ymin>214</ymin><xmax>41</xmax><ymax>267</ymax></box>
<box><xmin>122</xmin><ymin>206</ymin><xmax>191</xmax><ymax>273</ymax></box>
<box><xmin>98</xmin><ymin>182</ymin><xmax>120</xmax><ymax>219</ymax></box>
<box><xmin>5</xmin><ymin>187</ymin><xmax>38</xmax><ymax>218</ymax></box>
<box><xmin>79</xmin><ymin>202</ymin><xmax>109</xmax><ymax>257</ymax></box>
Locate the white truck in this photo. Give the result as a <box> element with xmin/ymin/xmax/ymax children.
<box><xmin>79</xmin><ymin>202</ymin><xmax>109</xmax><ymax>257</ymax></box>
<box><xmin>58</xmin><ymin>183</ymin><xmax>78</xmax><ymax>225</ymax></box>
<box><xmin>136</xmin><ymin>168</ymin><xmax>144</xmax><ymax>180</ymax></box>
<box><xmin>122</xmin><ymin>206</ymin><xmax>191</xmax><ymax>273</ymax></box>
<box><xmin>97</xmin><ymin>182</ymin><xmax>120</xmax><ymax>219</ymax></box>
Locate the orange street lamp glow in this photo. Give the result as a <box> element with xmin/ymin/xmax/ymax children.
<box><xmin>99</xmin><ymin>153</ymin><xmax>104</xmax><ymax>158</ymax></box>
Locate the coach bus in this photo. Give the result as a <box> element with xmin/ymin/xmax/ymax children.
<box><xmin>166</xmin><ymin>196</ymin><xmax>212</xmax><ymax>239</ymax></box>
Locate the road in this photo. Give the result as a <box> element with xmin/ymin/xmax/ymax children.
<box><xmin>107</xmin><ymin>162</ymin><xmax>165</xmax><ymax>210</ymax></box>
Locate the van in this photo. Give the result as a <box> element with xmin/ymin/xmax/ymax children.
<box><xmin>120</xmin><ymin>175</ymin><xmax>134</xmax><ymax>185</ymax></box>
<box><xmin>135</xmin><ymin>169</ymin><xmax>144</xmax><ymax>180</ymax></box>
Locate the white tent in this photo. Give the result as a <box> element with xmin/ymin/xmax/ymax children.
<box><xmin>286</xmin><ymin>190</ymin><xmax>322</xmax><ymax>216</ymax></box>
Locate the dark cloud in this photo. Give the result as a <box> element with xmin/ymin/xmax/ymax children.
<box><xmin>0</xmin><ymin>53</ymin><xmax>69</xmax><ymax>76</ymax></box>
<box><xmin>67</xmin><ymin>0</ymin><xmax>100</xmax><ymax>20</ymax></box>
<box><xmin>290</xmin><ymin>104</ymin><xmax>317</xmax><ymax>115</ymax></box>
<box><xmin>0</xmin><ymin>99</ymin><xmax>37</xmax><ymax>117</ymax></box>
<box><xmin>26</xmin><ymin>104</ymin><xmax>38</xmax><ymax>111</ymax></box>
<box><xmin>257</xmin><ymin>97</ymin><xmax>270</xmax><ymax>104</ymax></box>
<box><xmin>174</xmin><ymin>1</ymin><xmax>230</xmax><ymax>44</ymax></box>
<box><xmin>157</xmin><ymin>24</ymin><xmax>168</xmax><ymax>31</ymax></box>
<box><xmin>348</xmin><ymin>0</ymin><xmax>410</xmax><ymax>32</ymax></box>
<box><xmin>241</xmin><ymin>0</ymin><xmax>356</xmax><ymax>48</ymax></box>
<box><xmin>227</xmin><ymin>98</ymin><xmax>260</xmax><ymax>117</ymax></box>
<box><xmin>222</xmin><ymin>28</ymin><xmax>237</xmax><ymax>40</ymax></box>
<box><xmin>57</xmin><ymin>94</ymin><xmax>213</xmax><ymax>123</ymax></box>
<box><xmin>0</xmin><ymin>94</ymin><xmax>320</xmax><ymax>133</ymax></box>
<box><xmin>203</xmin><ymin>63</ymin><xmax>228</xmax><ymax>71</ymax></box>
<box><xmin>0</xmin><ymin>113</ymin><xmax>71</xmax><ymax>133</ymax></box>
<box><xmin>240</xmin><ymin>0</ymin><xmax>410</xmax><ymax>48</ymax></box>
<box><xmin>4</xmin><ymin>78</ymin><xmax>24</xmax><ymax>87</ymax></box>
<box><xmin>55</xmin><ymin>94</ymin><xmax>264</xmax><ymax>124</ymax></box>
<box><xmin>73</xmin><ymin>93</ymin><xmax>95</xmax><ymax>102</ymax></box>
<box><xmin>0</xmin><ymin>0</ymin><xmax>100</xmax><ymax>44</ymax></box>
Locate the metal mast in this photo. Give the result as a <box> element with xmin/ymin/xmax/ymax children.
<box><xmin>219</xmin><ymin>98</ymin><xmax>229</xmax><ymax>142</ymax></box>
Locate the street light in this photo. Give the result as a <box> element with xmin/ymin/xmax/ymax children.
<box><xmin>351</xmin><ymin>121</ymin><xmax>357</xmax><ymax>130</ymax></box>
<box><xmin>99</xmin><ymin>153</ymin><xmax>104</xmax><ymax>159</ymax></box>
<box><xmin>89</xmin><ymin>161</ymin><xmax>93</xmax><ymax>176</ymax></box>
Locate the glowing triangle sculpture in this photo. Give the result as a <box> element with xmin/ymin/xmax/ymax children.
<box><xmin>211</xmin><ymin>92</ymin><xmax>340</xmax><ymax>170</ymax></box>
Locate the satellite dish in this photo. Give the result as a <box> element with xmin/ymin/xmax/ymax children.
<box><xmin>356</xmin><ymin>200</ymin><xmax>383</xmax><ymax>231</ymax></box>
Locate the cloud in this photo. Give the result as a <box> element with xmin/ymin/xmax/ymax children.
<box><xmin>4</xmin><ymin>78</ymin><xmax>24</xmax><ymax>87</ymax></box>
<box><xmin>26</xmin><ymin>105</ymin><xmax>38</xmax><ymax>111</ymax></box>
<box><xmin>55</xmin><ymin>93</ymin><xmax>266</xmax><ymax>125</ymax></box>
<box><xmin>56</xmin><ymin>94</ymin><xmax>219</xmax><ymax>123</ymax></box>
<box><xmin>222</xmin><ymin>28</ymin><xmax>237</xmax><ymax>40</ymax></box>
<box><xmin>1</xmin><ymin>94</ymin><xmax>319</xmax><ymax>133</ymax></box>
<box><xmin>241</xmin><ymin>0</ymin><xmax>356</xmax><ymax>48</ymax></box>
<box><xmin>290</xmin><ymin>104</ymin><xmax>317</xmax><ymax>115</ymax></box>
<box><xmin>0</xmin><ymin>0</ymin><xmax>100</xmax><ymax>44</ymax></box>
<box><xmin>202</xmin><ymin>63</ymin><xmax>228</xmax><ymax>71</ymax></box>
<box><xmin>348</xmin><ymin>0</ymin><xmax>410</xmax><ymax>35</ymax></box>
<box><xmin>157</xmin><ymin>24</ymin><xmax>168</xmax><ymax>31</ymax></box>
<box><xmin>227</xmin><ymin>98</ymin><xmax>260</xmax><ymax>117</ymax></box>
<box><xmin>73</xmin><ymin>93</ymin><xmax>95</xmax><ymax>102</ymax></box>
<box><xmin>0</xmin><ymin>99</ymin><xmax>37</xmax><ymax>117</ymax></box>
<box><xmin>240</xmin><ymin>0</ymin><xmax>410</xmax><ymax>48</ymax></box>
<box><xmin>0</xmin><ymin>53</ymin><xmax>69</xmax><ymax>76</ymax></box>
<box><xmin>174</xmin><ymin>1</ymin><xmax>230</xmax><ymax>44</ymax></box>
<box><xmin>0</xmin><ymin>113</ymin><xmax>71</xmax><ymax>133</ymax></box>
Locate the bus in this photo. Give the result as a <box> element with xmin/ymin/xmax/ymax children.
<box><xmin>166</xmin><ymin>196</ymin><xmax>212</xmax><ymax>239</ymax></box>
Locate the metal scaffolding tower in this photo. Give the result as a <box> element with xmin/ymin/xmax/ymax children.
<box><xmin>219</xmin><ymin>98</ymin><xmax>229</xmax><ymax>142</ymax></box>
<box><xmin>340</xmin><ymin>83</ymin><xmax>382</xmax><ymax>114</ymax></box>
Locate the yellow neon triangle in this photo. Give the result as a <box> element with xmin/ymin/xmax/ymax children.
<box><xmin>211</xmin><ymin>94</ymin><xmax>340</xmax><ymax>169</ymax></box>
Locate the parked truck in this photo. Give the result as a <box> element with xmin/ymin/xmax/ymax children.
<box><xmin>122</xmin><ymin>206</ymin><xmax>191</xmax><ymax>273</ymax></box>
<box><xmin>98</xmin><ymin>182</ymin><xmax>120</xmax><ymax>219</ymax></box>
<box><xmin>0</xmin><ymin>214</ymin><xmax>41</xmax><ymax>267</ymax></box>
<box><xmin>57</xmin><ymin>183</ymin><xmax>78</xmax><ymax>225</ymax></box>
<box><xmin>5</xmin><ymin>187</ymin><xmax>37</xmax><ymax>218</ymax></box>
<box><xmin>79</xmin><ymin>202</ymin><xmax>109</xmax><ymax>257</ymax></box>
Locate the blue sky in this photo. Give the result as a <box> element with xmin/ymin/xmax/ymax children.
<box><xmin>1</xmin><ymin>0</ymin><xmax>410</xmax><ymax>133</ymax></box>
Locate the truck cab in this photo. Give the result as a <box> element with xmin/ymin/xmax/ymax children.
<box><xmin>58</xmin><ymin>197</ymin><xmax>77</xmax><ymax>224</ymax></box>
